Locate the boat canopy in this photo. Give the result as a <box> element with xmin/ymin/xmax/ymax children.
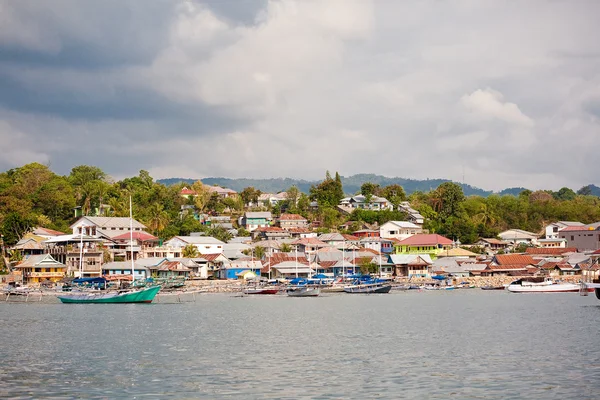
<box><xmin>72</xmin><ymin>277</ymin><xmax>108</xmax><ymax>285</ymax></box>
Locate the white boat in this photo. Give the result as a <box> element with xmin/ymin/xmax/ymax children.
<box><xmin>287</xmin><ymin>286</ymin><xmax>320</xmax><ymax>297</ymax></box>
<box><xmin>507</xmin><ymin>277</ymin><xmax>581</xmax><ymax>293</ymax></box>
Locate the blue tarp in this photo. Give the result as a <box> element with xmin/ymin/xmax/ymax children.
<box><xmin>431</xmin><ymin>275</ymin><xmax>446</xmax><ymax>280</ymax></box>
<box><xmin>72</xmin><ymin>277</ymin><xmax>107</xmax><ymax>284</ymax></box>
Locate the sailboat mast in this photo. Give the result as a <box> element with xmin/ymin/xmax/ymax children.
<box><xmin>130</xmin><ymin>196</ymin><xmax>135</xmax><ymax>282</ymax></box>
<box><xmin>78</xmin><ymin>225</ymin><xmax>84</xmax><ymax>278</ymax></box>
<box><xmin>295</xmin><ymin>248</ymin><xmax>298</xmax><ymax>278</ymax></box>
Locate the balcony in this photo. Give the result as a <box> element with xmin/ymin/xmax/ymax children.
<box><xmin>27</xmin><ymin>272</ymin><xmax>65</xmax><ymax>278</ymax></box>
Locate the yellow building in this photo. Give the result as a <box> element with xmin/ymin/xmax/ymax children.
<box><xmin>13</xmin><ymin>254</ymin><xmax>66</xmax><ymax>285</ymax></box>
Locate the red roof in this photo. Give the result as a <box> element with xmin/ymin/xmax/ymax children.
<box><xmin>180</xmin><ymin>187</ymin><xmax>197</xmax><ymax>195</ymax></box>
<box><xmin>493</xmin><ymin>254</ymin><xmax>536</xmax><ymax>266</ymax></box>
<box><xmin>487</xmin><ymin>264</ymin><xmax>529</xmax><ymax>270</ymax></box>
<box><xmin>292</xmin><ymin>238</ymin><xmax>329</xmax><ymax>247</ymax></box>
<box><xmin>526</xmin><ymin>247</ymin><xmax>577</xmax><ymax>255</ymax></box>
<box><xmin>560</xmin><ymin>225</ymin><xmax>587</xmax><ymax>232</ymax></box>
<box><xmin>35</xmin><ymin>227</ymin><xmax>65</xmax><ymax>236</ymax></box>
<box><xmin>342</xmin><ymin>234</ymin><xmax>360</xmax><ymax>241</ymax></box>
<box><xmin>112</xmin><ymin>231</ymin><xmax>159</xmax><ymax>241</ymax></box>
<box><xmin>396</xmin><ymin>234</ymin><xmax>453</xmax><ymax>246</ymax></box>
<box><xmin>201</xmin><ymin>253</ymin><xmax>223</xmax><ymax>262</ymax></box>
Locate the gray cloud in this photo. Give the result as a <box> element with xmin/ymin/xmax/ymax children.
<box><xmin>0</xmin><ymin>0</ymin><xmax>599</xmax><ymax>191</ymax></box>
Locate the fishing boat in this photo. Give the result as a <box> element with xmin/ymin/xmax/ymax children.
<box><xmin>481</xmin><ymin>285</ymin><xmax>506</xmax><ymax>290</ymax></box>
<box><xmin>286</xmin><ymin>285</ymin><xmax>320</xmax><ymax>297</ymax></box>
<box><xmin>57</xmin><ymin>197</ymin><xmax>161</xmax><ymax>304</ymax></box>
<box><xmin>57</xmin><ymin>285</ymin><xmax>161</xmax><ymax>303</ymax></box>
<box><xmin>242</xmin><ymin>286</ymin><xmax>280</xmax><ymax>295</ymax></box>
<box><xmin>506</xmin><ymin>277</ymin><xmax>583</xmax><ymax>293</ymax></box>
<box><xmin>343</xmin><ymin>276</ymin><xmax>392</xmax><ymax>294</ymax></box>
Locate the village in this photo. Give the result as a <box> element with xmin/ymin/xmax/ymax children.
<box><xmin>2</xmin><ymin>184</ymin><xmax>600</xmax><ymax>292</ymax></box>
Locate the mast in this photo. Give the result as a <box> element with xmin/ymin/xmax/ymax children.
<box><xmin>78</xmin><ymin>225</ymin><xmax>84</xmax><ymax>278</ymax></box>
<box><xmin>295</xmin><ymin>248</ymin><xmax>298</xmax><ymax>278</ymax></box>
<box><xmin>342</xmin><ymin>240</ymin><xmax>345</xmax><ymax>279</ymax></box>
<box><xmin>130</xmin><ymin>196</ymin><xmax>135</xmax><ymax>282</ymax></box>
<box><xmin>379</xmin><ymin>243</ymin><xmax>382</xmax><ymax>278</ymax></box>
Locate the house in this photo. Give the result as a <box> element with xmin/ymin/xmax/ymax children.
<box><xmin>180</xmin><ymin>187</ymin><xmax>197</xmax><ymax>200</ymax></box>
<box><xmin>112</xmin><ymin>231</ymin><xmax>160</xmax><ymax>260</ymax></box>
<box><xmin>318</xmin><ymin>233</ymin><xmax>361</xmax><ymax>248</ymax></box>
<box><xmin>389</xmin><ymin>254</ymin><xmax>433</xmax><ymax>278</ymax></box>
<box><xmin>525</xmin><ymin>247</ymin><xmax>577</xmax><ymax>258</ymax></box>
<box><xmin>559</xmin><ymin>222</ymin><xmax>600</xmax><ymax>251</ymax></box>
<box><xmin>396</xmin><ymin>201</ymin><xmax>425</xmax><ymax>226</ymax></box>
<box><xmin>262</xmin><ymin>252</ymin><xmax>309</xmax><ymax>277</ymax></box>
<box><xmin>207</xmin><ymin>185</ymin><xmax>237</xmax><ymax>198</ymax></box>
<box><xmin>270</xmin><ymin>261</ymin><xmax>315</xmax><ymax>279</ymax></box>
<box><xmin>339</xmin><ymin>195</ymin><xmax>393</xmax><ymax>211</ymax></box>
<box><xmin>102</xmin><ymin>260</ymin><xmax>152</xmax><ymax>281</ymax></box>
<box><xmin>153</xmin><ymin>260</ymin><xmax>191</xmax><ymax>279</ymax></box>
<box><xmin>352</xmin><ymin>229</ymin><xmax>380</xmax><ymax>238</ymax></box>
<box><xmin>436</xmin><ymin>247</ymin><xmax>478</xmax><ymax>259</ymax></box>
<box><xmin>545</xmin><ymin>221</ymin><xmax>584</xmax><ymax>239</ymax></box>
<box><xmin>310</xmin><ymin>250</ymin><xmax>355</xmax><ymax>277</ymax></box>
<box><xmin>359</xmin><ymin>237</ymin><xmax>395</xmax><ymax>254</ymax></box>
<box><xmin>252</xmin><ymin>227</ymin><xmax>292</xmax><ymax>241</ymax></box>
<box><xmin>70</xmin><ymin>216</ymin><xmax>147</xmax><ymax>239</ymax></box>
<box><xmin>277</xmin><ymin>214</ymin><xmax>309</xmax><ymax>229</ymax></box>
<box><xmin>379</xmin><ymin>221</ymin><xmax>422</xmax><ymax>240</ymax></box>
<box><xmin>161</xmin><ymin>236</ymin><xmax>225</xmax><ymax>255</ymax></box>
<box><xmin>239</xmin><ymin>211</ymin><xmax>273</xmax><ymax>232</ymax></box>
<box><xmin>292</xmin><ymin>238</ymin><xmax>330</xmax><ymax>258</ymax></box>
<box><xmin>476</xmin><ymin>238</ymin><xmax>510</xmax><ymax>251</ymax></box>
<box><xmin>42</xmin><ymin>234</ymin><xmax>105</xmax><ymax>277</ymax></box>
<box><xmin>498</xmin><ymin>229</ymin><xmax>539</xmax><ymax>246</ymax></box>
<box><xmin>537</xmin><ymin>238</ymin><xmax>567</xmax><ymax>248</ymax></box>
<box><xmin>257</xmin><ymin>192</ymin><xmax>288</xmax><ymax>207</ymax></box>
<box><xmin>12</xmin><ymin>254</ymin><xmax>66</xmax><ymax>285</ymax></box>
<box><xmin>393</xmin><ymin>234</ymin><xmax>454</xmax><ymax>259</ymax></box>
<box><xmin>539</xmin><ymin>261</ymin><xmax>580</xmax><ymax>277</ymax></box>
<box><xmin>483</xmin><ymin>254</ymin><xmax>537</xmax><ymax>276</ymax></box>
<box><xmin>219</xmin><ymin>258</ymin><xmax>263</xmax><ymax>279</ymax></box>
<box><xmin>12</xmin><ymin>233</ymin><xmax>46</xmax><ymax>256</ymax></box>
<box><xmin>32</xmin><ymin>227</ymin><xmax>65</xmax><ymax>240</ymax></box>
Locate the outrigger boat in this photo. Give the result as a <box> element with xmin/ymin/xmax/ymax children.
<box><xmin>57</xmin><ymin>197</ymin><xmax>161</xmax><ymax>304</ymax></box>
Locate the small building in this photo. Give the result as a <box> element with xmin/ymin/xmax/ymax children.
<box><xmin>162</xmin><ymin>236</ymin><xmax>225</xmax><ymax>255</ymax></box>
<box><xmin>340</xmin><ymin>195</ymin><xmax>393</xmax><ymax>211</ymax></box>
<box><xmin>270</xmin><ymin>261</ymin><xmax>315</xmax><ymax>279</ymax></box>
<box><xmin>393</xmin><ymin>234</ymin><xmax>454</xmax><ymax>259</ymax></box>
<box><xmin>545</xmin><ymin>221</ymin><xmax>584</xmax><ymax>239</ymax></box>
<box><xmin>219</xmin><ymin>259</ymin><xmax>263</xmax><ymax>279</ymax></box>
<box><xmin>102</xmin><ymin>261</ymin><xmax>151</xmax><ymax>281</ymax></box>
<box><xmin>379</xmin><ymin>221</ymin><xmax>422</xmax><ymax>241</ymax></box>
<box><xmin>352</xmin><ymin>229</ymin><xmax>380</xmax><ymax>238</ymax></box>
<box><xmin>476</xmin><ymin>238</ymin><xmax>510</xmax><ymax>251</ymax></box>
<box><xmin>207</xmin><ymin>186</ymin><xmax>237</xmax><ymax>199</ymax></box>
<box><xmin>389</xmin><ymin>254</ymin><xmax>433</xmax><ymax>278</ymax></box>
<box><xmin>498</xmin><ymin>229</ymin><xmax>539</xmax><ymax>246</ymax></box>
<box><xmin>359</xmin><ymin>237</ymin><xmax>395</xmax><ymax>254</ymax></box>
<box><xmin>559</xmin><ymin>223</ymin><xmax>600</xmax><ymax>251</ymax></box>
<box><xmin>277</xmin><ymin>214</ymin><xmax>309</xmax><ymax>229</ymax></box>
<box><xmin>13</xmin><ymin>254</ymin><xmax>66</xmax><ymax>285</ymax></box>
<box><xmin>239</xmin><ymin>212</ymin><xmax>273</xmax><ymax>232</ymax></box>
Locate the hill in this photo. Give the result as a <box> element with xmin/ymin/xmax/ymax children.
<box><xmin>158</xmin><ymin>174</ymin><xmax>493</xmax><ymax>196</ymax></box>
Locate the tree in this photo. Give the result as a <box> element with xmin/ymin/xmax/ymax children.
<box><xmin>253</xmin><ymin>245</ymin><xmax>266</xmax><ymax>260</ymax></box>
<box><xmin>207</xmin><ymin>226</ymin><xmax>233</xmax><ymax>243</ymax></box>
<box><xmin>430</xmin><ymin>182</ymin><xmax>465</xmax><ymax>220</ymax></box>
<box><xmin>182</xmin><ymin>244</ymin><xmax>199</xmax><ymax>258</ymax></box>
<box><xmin>191</xmin><ymin>181</ymin><xmax>211</xmax><ymax>212</ymax></box>
<box><xmin>286</xmin><ymin>185</ymin><xmax>300</xmax><ymax>211</ymax></box>
<box><xmin>380</xmin><ymin>184</ymin><xmax>406</xmax><ymax>209</ymax></box>
<box><xmin>359</xmin><ymin>259</ymin><xmax>378</xmax><ymax>275</ymax></box>
<box><xmin>360</xmin><ymin>182</ymin><xmax>380</xmax><ymax>205</ymax></box>
<box><xmin>145</xmin><ymin>203</ymin><xmax>169</xmax><ymax>235</ymax></box>
<box><xmin>240</xmin><ymin>187</ymin><xmax>261</xmax><ymax>207</ymax></box>
<box><xmin>553</xmin><ymin>187</ymin><xmax>576</xmax><ymax>201</ymax></box>
<box><xmin>280</xmin><ymin>243</ymin><xmax>292</xmax><ymax>253</ymax></box>
<box><xmin>577</xmin><ymin>185</ymin><xmax>593</xmax><ymax>196</ymax></box>
<box><xmin>310</xmin><ymin>171</ymin><xmax>344</xmax><ymax>208</ymax></box>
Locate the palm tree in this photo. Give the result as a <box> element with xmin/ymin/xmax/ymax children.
<box><xmin>280</xmin><ymin>243</ymin><xmax>292</xmax><ymax>253</ymax></box>
<box><xmin>182</xmin><ymin>244</ymin><xmax>199</xmax><ymax>258</ymax></box>
<box><xmin>254</xmin><ymin>245</ymin><xmax>266</xmax><ymax>260</ymax></box>
<box><xmin>146</xmin><ymin>203</ymin><xmax>170</xmax><ymax>235</ymax></box>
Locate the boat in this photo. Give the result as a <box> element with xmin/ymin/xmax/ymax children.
<box><xmin>343</xmin><ymin>277</ymin><xmax>392</xmax><ymax>294</ymax></box>
<box><xmin>481</xmin><ymin>285</ymin><xmax>506</xmax><ymax>290</ymax></box>
<box><xmin>286</xmin><ymin>286</ymin><xmax>320</xmax><ymax>297</ymax></box>
<box><xmin>581</xmin><ymin>281</ymin><xmax>600</xmax><ymax>299</ymax></box>
<box><xmin>242</xmin><ymin>286</ymin><xmax>280</xmax><ymax>295</ymax></box>
<box><xmin>57</xmin><ymin>196</ymin><xmax>161</xmax><ymax>304</ymax></box>
<box><xmin>507</xmin><ymin>277</ymin><xmax>584</xmax><ymax>293</ymax></box>
<box><xmin>57</xmin><ymin>285</ymin><xmax>161</xmax><ymax>304</ymax></box>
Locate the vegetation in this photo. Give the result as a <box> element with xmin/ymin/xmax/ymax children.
<box><xmin>1</xmin><ymin>163</ymin><xmax>599</xmax><ymax>248</ymax></box>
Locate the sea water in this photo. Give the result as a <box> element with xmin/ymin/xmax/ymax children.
<box><xmin>1</xmin><ymin>290</ymin><xmax>600</xmax><ymax>399</ymax></box>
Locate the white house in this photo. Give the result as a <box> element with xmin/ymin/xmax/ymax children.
<box><xmin>498</xmin><ymin>229</ymin><xmax>539</xmax><ymax>246</ymax></box>
<box><xmin>397</xmin><ymin>201</ymin><xmax>425</xmax><ymax>226</ymax></box>
<box><xmin>339</xmin><ymin>195</ymin><xmax>393</xmax><ymax>211</ymax></box>
<box><xmin>544</xmin><ymin>221</ymin><xmax>584</xmax><ymax>239</ymax></box>
<box><xmin>70</xmin><ymin>216</ymin><xmax>146</xmax><ymax>239</ymax></box>
<box><xmin>162</xmin><ymin>236</ymin><xmax>225</xmax><ymax>255</ymax></box>
<box><xmin>379</xmin><ymin>221</ymin><xmax>422</xmax><ymax>240</ymax></box>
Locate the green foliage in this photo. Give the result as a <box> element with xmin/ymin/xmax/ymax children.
<box><xmin>359</xmin><ymin>260</ymin><xmax>378</xmax><ymax>275</ymax></box>
<box><xmin>280</xmin><ymin>243</ymin><xmax>292</xmax><ymax>252</ymax></box>
<box><xmin>182</xmin><ymin>244</ymin><xmax>199</xmax><ymax>258</ymax></box>
<box><xmin>309</xmin><ymin>171</ymin><xmax>344</xmax><ymax>208</ymax></box>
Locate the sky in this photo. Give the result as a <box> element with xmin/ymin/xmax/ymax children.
<box><xmin>0</xmin><ymin>0</ymin><xmax>599</xmax><ymax>192</ymax></box>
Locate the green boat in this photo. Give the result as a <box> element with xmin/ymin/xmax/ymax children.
<box><xmin>57</xmin><ymin>285</ymin><xmax>161</xmax><ymax>304</ymax></box>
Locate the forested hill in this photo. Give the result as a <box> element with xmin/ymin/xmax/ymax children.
<box><xmin>160</xmin><ymin>174</ymin><xmax>499</xmax><ymax>196</ymax></box>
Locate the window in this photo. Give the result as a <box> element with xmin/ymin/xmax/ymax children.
<box><xmin>571</xmin><ymin>236</ymin><xmax>574</xmax><ymax>241</ymax></box>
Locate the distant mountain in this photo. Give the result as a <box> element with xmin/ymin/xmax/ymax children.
<box><xmin>158</xmin><ymin>174</ymin><xmax>493</xmax><ymax>196</ymax></box>
<box><xmin>577</xmin><ymin>184</ymin><xmax>600</xmax><ymax>197</ymax></box>
<box><xmin>497</xmin><ymin>187</ymin><xmax>528</xmax><ymax>196</ymax></box>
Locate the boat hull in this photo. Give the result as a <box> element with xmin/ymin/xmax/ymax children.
<box><xmin>57</xmin><ymin>286</ymin><xmax>161</xmax><ymax>304</ymax></box>
<box><xmin>507</xmin><ymin>283</ymin><xmax>581</xmax><ymax>293</ymax></box>
<box><xmin>481</xmin><ymin>286</ymin><xmax>506</xmax><ymax>290</ymax></box>
<box><xmin>242</xmin><ymin>288</ymin><xmax>279</xmax><ymax>295</ymax></box>
<box><xmin>344</xmin><ymin>284</ymin><xmax>392</xmax><ymax>294</ymax></box>
<box><xmin>287</xmin><ymin>287</ymin><xmax>321</xmax><ymax>297</ymax></box>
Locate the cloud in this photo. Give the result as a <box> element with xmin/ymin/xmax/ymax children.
<box><xmin>0</xmin><ymin>0</ymin><xmax>599</xmax><ymax>192</ymax></box>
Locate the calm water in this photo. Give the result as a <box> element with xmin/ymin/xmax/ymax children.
<box><xmin>2</xmin><ymin>290</ymin><xmax>600</xmax><ymax>399</ymax></box>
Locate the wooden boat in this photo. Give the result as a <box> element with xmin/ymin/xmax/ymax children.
<box><xmin>242</xmin><ymin>286</ymin><xmax>279</xmax><ymax>295</ymax></box>
<box><xmin>343</xmin><ymin>282</ymin><xmax>392</xmax><ymax>294</ymax></box>
<box><xmin>481</xmin><ymin>285</ymin><xmax>506</xmax><ymax>290</ymax></box>
<box><xmin>507</xmin><ymin>277</ymin><xmax>583</xmax><ymax>293</ymax></box>
<box><xmin>286</xmin><ymin>286</ymin><xmax>320</xmax><ymax>297</ymax></box>
<box><xmin>57</xmin><ymin>285</ymin><xmax>161</xmax><ymax>304</ymax></box>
